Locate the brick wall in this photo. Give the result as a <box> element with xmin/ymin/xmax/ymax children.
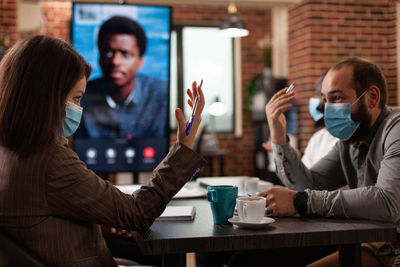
<box><xmin>0</xmin><ymin>0</ymin><xmax>17</xmax><ymax>47</ymax></box>
<box><xmin>288</xmin><ymin>0</ymin><xmax>398</xmax><ymax>152</ymax></box>
<box><xmin>40</xmin><ymin>0</ymin><xmax>71</xmax><ymax>41</ymax></box>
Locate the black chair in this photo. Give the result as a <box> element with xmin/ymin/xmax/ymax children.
<box><xmin>0</xmin><ymin>228</ymin><xmax>48</xmax><ymax>267</ymax></box>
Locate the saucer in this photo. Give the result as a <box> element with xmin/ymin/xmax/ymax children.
<box><xmin>228</xmin><ymin>216</ymin><xmax>275</xmax><ymax>229</ymax></box>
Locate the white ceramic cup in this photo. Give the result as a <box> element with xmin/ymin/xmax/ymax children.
<box><xmin>238</xmin><ymin>178</ymin><xmax>246</xmax><ymax>195</ymax></box>
<box><xmin>236</xmin><ymin>196</ymin><xmax>266</xmax><ymax>223</ymax></box>
<box><xmin>244</xmin><ymin>177</ymin><xmax>259</xmax><ymax>195</ymax></box>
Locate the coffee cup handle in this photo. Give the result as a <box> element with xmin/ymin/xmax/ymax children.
<box><xmin>206</xmin><ymin>190</ymin><xmax>217</xmax><ymax>202</ymax></box>
<box><xmin>243</xmin><ymin>203</ymin><xmax>249</xmax><ymax>220</ymax></box>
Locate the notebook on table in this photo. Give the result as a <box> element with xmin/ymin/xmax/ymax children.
<box><xmin>115</xmin><ymin>184</ymin><xmax>206</xmax><ymax>199</ymax></box>
<box><xmin>156</xmin><ymin>206</ymin><xmax>196</xmax><ymax>221</ymax></box>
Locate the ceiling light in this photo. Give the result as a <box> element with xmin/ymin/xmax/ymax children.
<box><xmin>220</xmin><ymin>3</ymin><xmax>249</xmax><ymax>38</ymax></box>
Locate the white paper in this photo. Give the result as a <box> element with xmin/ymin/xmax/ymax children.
<box><xmin>115</xmin><ymin>184</ymin><xmax>206</xmax><ymax>199</ymax></box>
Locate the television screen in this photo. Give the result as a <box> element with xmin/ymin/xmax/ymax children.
<box><xmin>72</xmin><ymin>2</ymin><xmax>171</xmax><ymax>172</ymax></box>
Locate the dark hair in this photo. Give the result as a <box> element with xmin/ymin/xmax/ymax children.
<box><xmin>0</xmin><ymin>35</ymin><xmax>91</xmax><ymax>156</ymax></box>
<box><xmin>331</xmin><ymin>57</ymin><xmax>387</xmax><ymax>108</ymax></box>
<box><xmin>313</xmin><ymin>71</ymin><xmax>328</xmax><ymax>95</ymax></box>
<box><xmin>313</xmin><ymin>71</ymin><xmax>328</xmax><ymax>128</ymax></box>
<box><xmin>97</xmin><ymin>16</ymin><xmax>147</xmax><ymax>57</ymax></box>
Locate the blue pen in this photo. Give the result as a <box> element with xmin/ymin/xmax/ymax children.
<box><xmin>186</xmin><ymin>79</ymin><xmax>203</xmax><ymax>136</ymax></box>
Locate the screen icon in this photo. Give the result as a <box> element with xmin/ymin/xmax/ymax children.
<box><xmin>86</xmin><ymin>148</ymin><xmax>97</xmax><ymax>164</ymax></box>
<box><xmin>105</xmin><ymin>148</ymin><xmax>117</xmax><ymax>164</ymax></box>
<box><xmin>143</xmin><ymin>147</ymin><xmax>155</xmax><ymax>163</ymax></box>
<box><xmin>125</xmin><ymin>147</ymin><xmax>136</xmax><ymax>164</ymax></box>
<box><xmin>143</xmin><ymin>147</ymin><xmax>155</xmax><ymax>158</ymax></box>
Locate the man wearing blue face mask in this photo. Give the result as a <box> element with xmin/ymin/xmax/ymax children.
<box><xmin>254</xmin><ymin>57</ymin><xmax>400</xmax><ymax>266</ymax></box>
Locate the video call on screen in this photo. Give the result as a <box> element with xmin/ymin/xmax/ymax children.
<box><xmin>72</xmin><ymin>3</ymin><xmax>171</xmax><ymax>172</ymax></box>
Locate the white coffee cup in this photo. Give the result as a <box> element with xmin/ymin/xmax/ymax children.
<box><xmin>238</xmin><ymin>178</ymin><xmax>246</xmax><ymax>195</ymax></box>
<box><xmin>236</xmin><ymin>196</ymin><xmax>266</xmax><ymax>223</ymax></box>
<box><xmin>244</xmin><ymin>177</ymin><xmax>259</xmax><ymax>195</ymax></box>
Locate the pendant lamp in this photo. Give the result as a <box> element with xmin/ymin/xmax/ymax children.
<box><xmin>220</xmin><ymin>2</ymin><xmax>249</xmax><ymax>38</ymax></box>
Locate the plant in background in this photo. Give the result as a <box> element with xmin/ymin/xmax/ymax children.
<box><xmin>245</xmin><ymin>74</ymin><xmax>262</xmax><ymax>112</ymax></box>
<box><xmin>259</xmin><ymin>35</ymin><xmax>272</xmax><ymax>68</ymax></box>
<box><xmin>257</xmin><ymin>34</ymin><xmax>272</xmax><ymax>68</ymax></box>
<box><xmin>245</xmin><ymin>34</ymin><xmax>272</xmax><ymax>113</ymax></box>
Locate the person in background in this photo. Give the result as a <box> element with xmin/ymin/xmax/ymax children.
<box><xmin>302</xmin><ymin>71</ymin><xmax>339</xmax><ymax>169</ymax></box>
<box><xmin>256</xmin><ymin>57</ymin><xmax>400</xmax><ymax>266</ymax></box>
<box><xmin>262</xmin><ymin>85</ymin><xmax>299</xmax><ymax>186</ymax></box>
<box><xmin>0</xmin><ymin>35</ymin><xmax>205</xmax><ymax>267</ymax></box>
<box><xmin>76</xmin><ymin>16</ymin><xmax>168</xmax><ymax>139</ymax></box>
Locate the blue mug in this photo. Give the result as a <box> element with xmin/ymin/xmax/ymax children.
<box><xmin>207</xmin><ymin>185</ymin><xmax>238</xmax><ymax>224</ymax></box>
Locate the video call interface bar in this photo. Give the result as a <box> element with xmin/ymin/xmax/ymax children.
<box><xmin>74</xmin><ymin>138</ymin><xmax>168</xmax><ymax>172</ymax></box>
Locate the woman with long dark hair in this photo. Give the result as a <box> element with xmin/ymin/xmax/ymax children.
<box><xmin>0</xmin><ymin>35</ymin><xmax>205</xmax><ymax>266</ymax></box>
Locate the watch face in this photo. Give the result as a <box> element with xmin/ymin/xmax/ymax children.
<box><xmin>294</xmin><ymin>192</ymin><xmax>308</xmax><ymax>215</ymax></box>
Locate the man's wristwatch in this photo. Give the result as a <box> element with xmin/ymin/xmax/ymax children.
<box><xmin>293</xmin><ymin>191</ymin><xmax>308</xmax><ymax>216</ymax></box>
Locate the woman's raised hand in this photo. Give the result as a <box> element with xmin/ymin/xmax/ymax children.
<box><xmin>175</xmin><ymin>81</ymin><xmax>205</xmax><ymax>149</ymax></box>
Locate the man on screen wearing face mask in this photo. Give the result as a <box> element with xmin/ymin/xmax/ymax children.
<box><xmin>255</xmin><ymin>57</ymin><xmax>400</xmax><ymax>266</ymax></box>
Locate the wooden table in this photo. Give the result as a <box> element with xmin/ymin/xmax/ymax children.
<box><xmin>133</xmin><ymin>199</ymin><xmax>397</xmax><ymax>267</ymax></box>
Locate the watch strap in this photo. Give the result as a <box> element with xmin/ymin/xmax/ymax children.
<box><xmin>293</xmin><ymin>191</ymin><xmax>308</xmax><ymax>216</ymax></box>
